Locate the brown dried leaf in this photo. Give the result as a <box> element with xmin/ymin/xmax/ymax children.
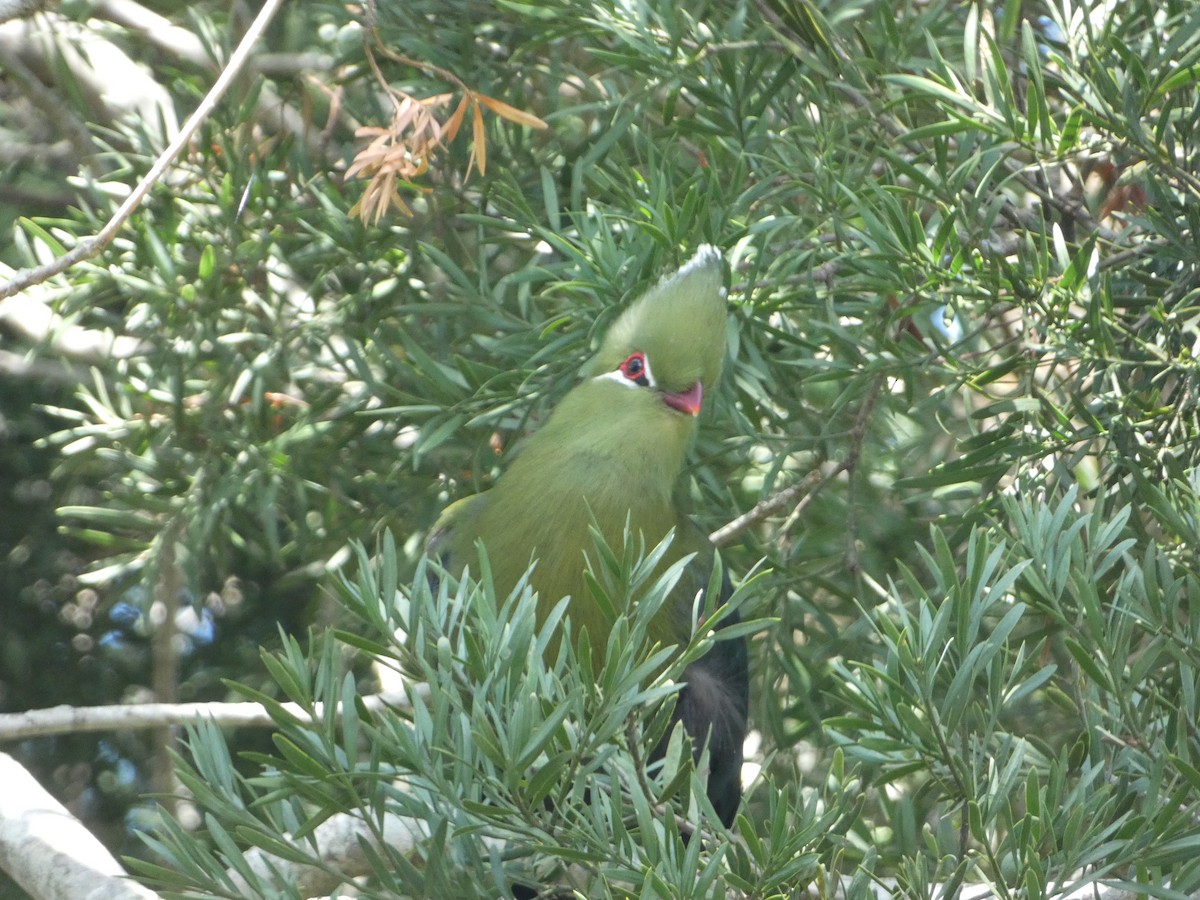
<box><xmin>425</xmin><ymin>92</ymin><xmax>455</xmax><ymax>114</ymax></box>
<box><xmin>345</xmin><ymin>152</ymin><xmax>377</xmax><ymax>180</ymax></box>
<box><xmin>443</xmin><ymin>94</ymin><xmax>470</xmax><ymax>144</ymax></box>
<box><xmin>392</xmin><ymin>95</ymin><xmax>420</xmax><ymax>133</ymax></box>
<box><xmin>474</xmin><ymin>93</ymin><xmax>549</xmax><ymax>130</ymax></box>
<box><xmin>349</xmin><ymin>72</ymin><xmax>545</xmax><ymax>222</ymax></box>
<box><xmin>353</xmin><ymin>125</ymin><xmax>389</xmax><ymax>138</ymax></box>
<box><xmin>348</xmin><ymin>181</ymin><xmax>376</xmax><ymax>224</ymax></box>
<box><xmin>345</xmin><ymin>141</ymin><xmax>397</xmax><ymax>178</ymax></box>
<box><xmin>390</xmin><ymin>188</ymin><xmax>414</xmax><ymax>219</ymax></box>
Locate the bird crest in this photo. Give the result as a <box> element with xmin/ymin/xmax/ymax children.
<box><xmin>587</xmin><ymin>245</ymin><xmax>727</xmax><ymax>395</ymax></box>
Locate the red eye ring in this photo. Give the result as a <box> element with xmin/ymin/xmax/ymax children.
<box><xmin>618</xmin><ymin>352</ymin><xmax>649</xmax><ymax>386</ymax></box>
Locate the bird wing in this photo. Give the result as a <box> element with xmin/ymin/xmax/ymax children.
<box><xmin>426</xmin><ymin>490</ymin><xmax>490</xmax><ymax>568</ymax></box>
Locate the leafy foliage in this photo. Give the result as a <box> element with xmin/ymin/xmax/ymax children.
<box><xmin>134</xmin><ymin>532</ymin><xmax>840</xmax><ymax>898</ymax></box>
<box><xmin>831</xmin><ymin>486</ymin><xmax>1200</xmax><ymax>895</ymax></box>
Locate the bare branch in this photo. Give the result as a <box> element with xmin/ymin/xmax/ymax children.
<box><xmin>93</xmin><ymin>1</ymin><xmax>335</xmax><ymax>76</ymax></box>
<box><xmin>0</xmin><ymin>752</ymin><xmax>160</xmax><ymax>900</ymax></box>
<box><xmin>0</xmin><ymin>13</ymin><xmax>178</xmax><ymax>145</ymax></box>
<box><xmin>709</xmin><ymin>466</ymin><xmax>827</xmax><ymax>548</ymax></box>
<box><xmin>253</xmin><ymin>51</ymin><xmax>337</xmax><ymax>77</ymax></box>
<box><xmin>92</xmin><ymin>0</ymin><xmax>210</xmax><ymax>67</ymax></box>
<box><xmin>0</xmin><ymin>0</ymin><xmax>288</xmax><ymax>303</ymax></box>
<box><xmin>0</xmin><ymin>31</ymin><xmax>94</xmax><ymax>165</ymax></box>
<box><xmin>0</xmin><ymin>741</ymin><xmax>1150</xmax><ymax>900</ymax></box>
<box><xmin>229</xmin><ymin>806</ymin><xmax>1149</xmax><ymax>900</ymax></box>
<box><xmin>229</xmin><ymin>810</ymin><xmax>431</xmax><ymax>896</ymax></box>
<box><xmin>0</xmin><ymin>133</ymin><xmax>75</xmax><ymax>167</ymax></box>
<box><xmin>0</xmin><ymin>690</ymin><xmax>414</xmax><ymax>742</ymax></box>
<box><xmin>0</xmin><ymin>348</ymin><xmax>84</xmax><ymax>383</ymax></box>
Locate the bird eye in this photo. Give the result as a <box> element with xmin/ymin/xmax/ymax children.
<box><xmin>619</xmin><ymin>352</ymin><xmax>650</xmax><ymax>386</ymax></box>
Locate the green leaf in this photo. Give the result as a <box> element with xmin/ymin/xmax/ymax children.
<box><xmin>1058</xmin><ymin>105</ymin><xmax>1084</xmax><ymax>154</ymax></box>
<box><xmin>1064</xmin><ymin>637</ymin><xmax>1113</xmax><ymax>691</ymax></box>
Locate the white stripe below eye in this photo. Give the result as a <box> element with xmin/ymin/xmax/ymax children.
<box><xmin>594</xmin><ymin>355</ymin><xmax>656</xmax><ymax>389</ymax></box>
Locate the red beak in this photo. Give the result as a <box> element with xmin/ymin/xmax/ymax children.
<box><xmin>663</xmin><ymin>381</ymin><xmax>703</xmax><ymax>416</ymax></box>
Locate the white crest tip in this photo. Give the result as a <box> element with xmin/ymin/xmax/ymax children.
<box><xmin>682</xmin><ymin>244</ymin><xmax>724</xmax><ymax>273</ymax></box>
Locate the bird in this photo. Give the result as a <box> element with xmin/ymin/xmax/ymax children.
<box><xmin>427</xmin><ymin>245</ymin><xmax>748</xmax><ymax>827</ymax></box>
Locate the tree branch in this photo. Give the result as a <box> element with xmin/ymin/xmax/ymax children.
<box><xmin>0</xmin><ymin>741</ymin><xmax>1153</xmax><ymax>900</ymax></box>
<box><xmin>709</xmin><ymin>466</ymin><xmax>827</xmax><ymax>548</ymax></box>
<box><xmin>0</xmin><ymin>347</ymin><xmax>85</xmax><ymax>384</ymax></box>
<box><xmin>227</xmin><ymin>810</ymin><xmax>432</xmax><ymax>896</ymax></box>
<box><xmin>0</xmin><ymin>0</ymin><xmax>288</xmax><ymax>302</ymax></box>
<box><xmin>226</xmin><ymin>803</ymin><xmax>1152</xmax><ymax>900</ymax></box>
<box><xmin>92</xmin><ymin>0</ymin><xmax>211</xmax><ymax>67</ymax></box>
<box><xmin>0</xmin><ymin>752</ymin><xmax>160</xmax><ymax>900</ymax></box>
<box><xmin>0</xmin><ymin>690</ymin><xmax>414</xmax><ymax>742</ymax></box>
<box><xmin>92</xmin><ymin>0</ymin><xmax>331</xmax><ymax>154</ymax></box>
<box><xmin>0</xmin><ymin>29</ymin><xmax>94</xmax><ymax>166</ymax></box>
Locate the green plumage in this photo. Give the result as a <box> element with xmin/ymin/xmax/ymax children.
<box><xmin>429</xmin><ymin>246</ymin><xmax>747</xmax><ymax>825</ymax></box>
<box><xmin>430</xmin><ymin>246</ymin><xmax>726</xmax><ymax>651</ymax></box>
<box><xmin>432</xmin><ymin>387</ymin><xmax>710</xmax><ymax>651</ymax></box>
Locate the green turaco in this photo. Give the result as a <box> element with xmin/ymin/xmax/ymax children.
<box><xmin>428</xmin><ymin>245</ymin><xmax>748</xmax><ymax>826</ymax></box>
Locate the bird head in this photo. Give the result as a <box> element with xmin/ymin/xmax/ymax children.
<box><xmin>583</xmin><ymin>245</ymin><xmax>727</xmax><ymax>421</ymax></box>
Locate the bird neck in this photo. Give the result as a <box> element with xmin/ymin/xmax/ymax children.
<box><xmin>500</xmin><ymin>378</ymin><xmax>693</xmax><ymax>529</ymax></box>
<box><xmin>476</xmin><ymin>379</ymin><xmax>700</xmax><ymax>650</ymax></box>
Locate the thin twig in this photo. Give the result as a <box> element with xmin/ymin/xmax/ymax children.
<box><xmin>360</xmin><ymin>0</ymin><xmax>470</xmax><ymax>95</ymax></box>
<box><xmin>709</xmin><ymin>375</ymin><xmax>886</xmax><ymax>549</ymax></box>
<box><xmin>0</xmin><ymin>0</ymin><xmax>287</xmax><ymax>302</ymax></box>
<box><xmin>779</xmin><ymin>374</ymin><xmax>885</xmax><ymax>544</ymax></box>
<box><xmin>709</xmin><ymin>467</ymin><xmax>825</xmax><ymax>548</ymax></box>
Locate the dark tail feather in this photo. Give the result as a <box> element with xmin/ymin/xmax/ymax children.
<box><xmin>673</xmin><ymin>621</ymin><xmax>749</xmax><ymax>826</ymax></box>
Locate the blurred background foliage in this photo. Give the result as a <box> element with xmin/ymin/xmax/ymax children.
<box><xmin>2</xmin><ymin>0</ymin><xmax>1200</xmax><ymax>895</ymax></box>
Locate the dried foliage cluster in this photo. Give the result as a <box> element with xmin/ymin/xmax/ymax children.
<box><xmin>348</xmin><ymin>37</ymin><xmax>547</xmax><ymax>222</ymax></box>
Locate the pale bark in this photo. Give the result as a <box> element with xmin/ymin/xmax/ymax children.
<box><xmin>0</xmin><ymin>752</ymin><xmax>160</xmax><ymax>900</ymax></box>
<box><xmin>0</xmin><ymin>690</ymin><xmax>413</xmax><ymax>741</ymax></box>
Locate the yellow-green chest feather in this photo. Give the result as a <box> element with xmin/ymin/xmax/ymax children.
<box><xmin>430</xmin><ymin>378</ymin><xmax>711</xmax><ymax>656</ymax></box>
